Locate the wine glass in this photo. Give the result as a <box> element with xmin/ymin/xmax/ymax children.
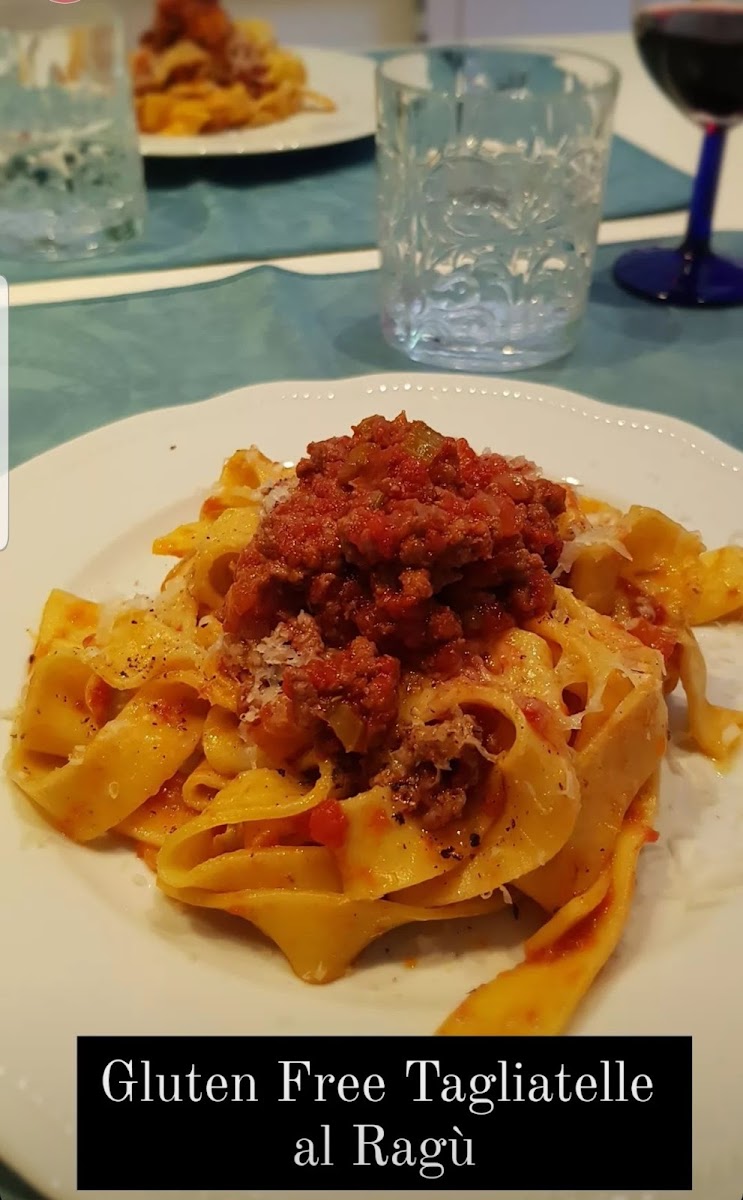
<box><xmin>614</xmin><ymin>0</ymin><xmax>743</xmax><ymax>306</ymax></box>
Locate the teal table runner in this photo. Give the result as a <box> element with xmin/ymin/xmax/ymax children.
<box><xmin>9</xmin><ymin>234</ymin><xmax>743</xmax><ymax>470</ymax></box>
<box><xmin>1</xmin><ymin>135</ymin><xmax>692</xmax><ymax>286</ymax></box>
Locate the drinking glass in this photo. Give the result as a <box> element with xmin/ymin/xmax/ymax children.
<box><xmin>376</xmin><ymin>47</ymin><xmax>620</xmax><ymax>373</ymax></box>
<box><xmin>614</xmin><ymin>0</ymin><xmax>743</xmax><ymax>306</ymax></box>
<box><xmin>0</xmin><ymin>0</ymin><xmax>146</xmax><ymax>261</ymax></box>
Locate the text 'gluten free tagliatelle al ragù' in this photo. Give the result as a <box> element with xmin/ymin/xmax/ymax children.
<box><xmin>7</xmin><ymin>414</ymin><xmax>743</xmax><ymax>1035</ymax></box>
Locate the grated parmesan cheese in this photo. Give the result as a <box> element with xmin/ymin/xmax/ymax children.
<box><xmin>96</xmin><ymin>592</ymin><xmax>154</xmax><ymax>644</ymax></box>
<box><xmin>153</xmin><ymin>575</ymin><xmax>188</xmax><ymax>622</ymax></box>
<box><xmin>213</xmin><ymin>633</ymin><xmax>246</xmax><ymax>670</ymax></box>
<box><xmin>615</xmin><ymin>647</ymin><xmax>665</xmax><ymax>682</ymax></box>
<box><xmin>260</xmin><ymin>476</ymin><xmax>296</xmax><ymax>515</ymax></box>
<box><xmin>240</xmin><ymin>613</ymin><xmax>315</xmax><ymax>725</ymax></box>
<box><xmin>554</xmin><ymin>519</ymin><xmax>633</xmax><ymax>578</ymax></box>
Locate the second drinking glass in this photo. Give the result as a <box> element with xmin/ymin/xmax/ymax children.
<box><xmin>0</xmin><ymin>0</ymin><xmax>146</xmax><ymax>261</ymax></box>
<box><xmin>376</xmin><ymin>47</ymin><xmax>619</xmax><ymax>372</ymax></box>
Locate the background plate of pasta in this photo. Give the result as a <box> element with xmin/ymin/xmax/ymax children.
<box><xmin>2</xmin><ymin>374</ymin><xmax>743</xmax><ymax>1200</ymax></box>
<box><xmin>131</xmin><ymin>1</ymin><xmax>375</xmax><ymax>155</ymax></box>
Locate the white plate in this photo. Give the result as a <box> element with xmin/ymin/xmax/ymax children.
<box><xmin>2</xmin><ymin>374</ymin><xmax>743</xmax><ymax>1200</ymax></box>
<box><xmin>138</xmin><ymin>48</ymin><xmax>376</xmax><ymax>157</ymax></box>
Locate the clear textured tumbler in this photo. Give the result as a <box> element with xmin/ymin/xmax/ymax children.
<box><xmin>0</xmin><ymin>0</ymin><xmax>146</xmax><ymax>261</ymax></box>
<box><xmin>376</xmin><ymin>47</ymin><xmax>620</xmax><ymax>372</ymax></box>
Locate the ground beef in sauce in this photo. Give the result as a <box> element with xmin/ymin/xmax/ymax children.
<box><xmin>141</xmin><ymin>0</ymin><xmax>232</xmax><ymax>54</ymax></box>
<box><xmin>372</xmin><ymin>713</ymin><xmax>495</xmax><ymax>831</ymax></box>
<box><xmin>222</xmin><ymin>414</ymin><xmax>566</xmax><ymax>824</ymax></box>
<box><xmin>283</xmin><ymin>637</ymin><xmax>401</xmax><ymax>755</ymax></box>
<box><xmin>374</xmin><ymin>739</ymin><xmax>492</xmax><ymax>835</ymax></box>
<box><xmin>382</xmin><ymin>757</ymin><xmax>480</xmax><ymax>832</ymax></box>
<box><xmin>139</xmin><ymin>0</ymin><xmax>273</xmax><ymax>96</ymax></box>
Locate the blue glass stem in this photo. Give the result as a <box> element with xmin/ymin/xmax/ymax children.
<box><xmin>682</xmin><ymin>125</ymin><xmax>726</xmax><ymax>260</ymax></box>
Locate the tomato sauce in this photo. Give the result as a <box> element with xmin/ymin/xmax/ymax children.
<box><xmin>520</xmin><ymin>695</ymin><xmax>565</xmax><ymax>749</ymax></box>
<box><xmin>628</xmin><ymin>616</ymin><xmax>678</xmax><ymax>663</ymax></box>
<box><xmin>527</xmin><ymin>888</ymin><xmax>614</xmax><ymax>964</ymax></box>
<box><xmin>85</xmin><ymin>677</ymin><xmax>114</xmax><ymax>727</ymax></box>
<box><xmin>308</xmin><ymin>799</ymin><xmax>348</xmax><ymax>849</ymax></box>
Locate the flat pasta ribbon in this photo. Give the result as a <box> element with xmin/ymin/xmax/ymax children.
<box><xmin>438</xmin><ymin>775</ymin><xmax>659</xmax><ymax>1036</ymax></box>
<box><xmin>156</xmin><ymin>766</ymin><xmax>503</xmax><ymax>982</ymax></box>
<box><xmin>9</xmin><ymin>678</ymin><xmax>208</xmax><ymax>841</ymax></box>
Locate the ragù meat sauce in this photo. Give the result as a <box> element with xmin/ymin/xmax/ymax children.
<box><xmin>221</xmin><ymin>413</ymin><xmax>566</xmax><ymax>822</ymax></box>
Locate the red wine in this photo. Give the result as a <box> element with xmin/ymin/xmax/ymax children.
<box><xmin>634</xmin><ymin>4</ymin><xmax>743</xmax><ymax>125</ymax></box>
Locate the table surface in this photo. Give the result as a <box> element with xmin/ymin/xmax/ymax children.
<box><xmin>9</xmin><ymin>30</ymin><xmax>743</xmax><ymax>313</ymax></box>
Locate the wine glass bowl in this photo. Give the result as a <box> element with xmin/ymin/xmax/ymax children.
<box><xmin>614</xmin><ymin>0</ymin><xmax>743</xmax><ymax>306</ymax></box>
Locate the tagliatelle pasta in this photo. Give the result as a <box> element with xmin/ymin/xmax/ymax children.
<box><xmin>132</xmin><ymin>1</ymin><xmax>336</xmax><ymax>136</ymax></box>
<box><xmin>439</xmin><ymin>775</ymin><xmax>660</xmax><ymax>1036</ymax></box>
<box><xmin>6</xmin><ymin>414</ymin><xmax>743</xmax><ymax>1034</ymax></box>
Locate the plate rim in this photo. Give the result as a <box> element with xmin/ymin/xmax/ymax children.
<box><xmin>10</xmin><ymin>371</ymin><xmax>743</xmax><ymax>482</ymax></box>
<box><xmin>137</xmin><ymin>45</ymin><xmax>376</xmax><ymax>158</ymax></box>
